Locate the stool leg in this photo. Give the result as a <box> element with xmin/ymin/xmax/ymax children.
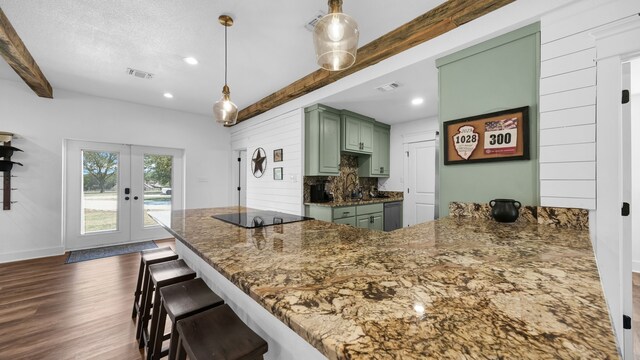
<box><xmin>146</xmin><ymin>283</ymin><xmax>163</xmax><ymax>352</ymax></box>
<box><xmin>150</xmin><ymin>298</ymin><xmax>167</xmax><ymax>360</ymax></box>
<box><xmin>132</xmin><ymin>259</ymin><xmax>145</xmax><ymax>319</ymax></box>
<box><xmin>137</xmin><ymin>273</ymin><xmax>154</xmax><ymax>345</ymax></box>
<box><xmin>175</xmin><ymin>337</ymin><xmax>186</xmax><ymax>360</ymax></box>
<box><xmin>168</xmin><ymin>322</ymin><xmax>178</xmax><ymax>360</ymax></box>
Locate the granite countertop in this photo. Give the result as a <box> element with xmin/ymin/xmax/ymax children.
<box><xmin>161</xmin><ymin>207</ymin><xmax>618</xmax><ymax>360</ymax></box>
<box><xmin>305</xmin><ymin>196</ymin><xmax>403</xmax><ymax>207</ymax></box>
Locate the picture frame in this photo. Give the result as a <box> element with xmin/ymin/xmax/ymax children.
<box><xmin>443</xmin><ymin>106</ymin><xmax>530</xmax><ymax>165</ymax></box>
<box><xmin>273</xmin><ymin>148</ymin><xmax>283</xmax><ymax>162</ymax></box>
<box><xmin>273</xmin><ymin>167</ymin><xmax>283</xmax><ymax>180</ymax></box>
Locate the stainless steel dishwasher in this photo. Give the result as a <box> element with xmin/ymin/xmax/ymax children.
<box><xmin>384</xmin><ymin>201</ymin><xmax>403</xmax><ymax>231</ymax></box>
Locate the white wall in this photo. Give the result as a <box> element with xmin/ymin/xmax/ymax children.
<box><xmin>379</xmin><ymin>117</ymin><xmax>439</xmax><ymax>192</ymax></box>
<box><xmin>0</xmin><ymin>79</ymin><xmax>231</xmax><ymax>262</ymax></box>
<box><xmin>539</xmin><ymin>5</ymin><xmax>597</xmax><ymax>209</ymax></box>
<box><xmin>539</xmin><ymin>0</ymin><xmax>640</xmax><ymax>211</ymax></box>
<box><xmin>230</xmin><ymin>109</ymin><xmax>304</xmax><ymax>215</ymax></box>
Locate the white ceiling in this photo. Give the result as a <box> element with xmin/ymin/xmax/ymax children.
<box><xmin>320</xmin><ymin>58</ymin><xmax>439</xmax><ymax>124</ymax></box>
<box><xmin>0</xmin><ymin>0</ymin><xmax>446</xmax><ymax>120</ymax></box>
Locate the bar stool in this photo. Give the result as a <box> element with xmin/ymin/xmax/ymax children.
<box><xmin>138</xmin><ymin>259</ymin><xmax>196</xmax><ymax>351</ymax></box>
<box><xmin>149</xmin><ymin>278</ymin><xmax>224</xmax><ymax>360</ymax></box>
<box><xmin>132</xmin><ymin>247</ymin><xmax>178</xmax><ymax>321</ymax></box>
<box><xmin>175</xmin><ymin>304</ymin><xmax>268</xmax><ymax>360</ymax></box>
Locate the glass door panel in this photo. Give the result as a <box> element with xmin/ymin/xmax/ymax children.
<box><xmin>81</xmin><ymin>150</ymin><xmax>120</xmax><ymax>233</ymax></box>
<box><xmin>143</xmin><ymin>154</ymin><xmax>173</xmax><ymax>227</ymax></box>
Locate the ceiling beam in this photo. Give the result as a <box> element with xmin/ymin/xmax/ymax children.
<box><xmin>0</xmin><ymin>6</ymin><xmax>53</xmax><ymax>98</ymax></box>
<box><xmin>234</xmin><ymin>0</ymin><xmax>514</xmax><ymax>125</ymax></box>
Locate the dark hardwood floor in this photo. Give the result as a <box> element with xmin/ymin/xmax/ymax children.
<box><xmin>0</xmin><ymin>239</ymin><xmax>175</xmax><ymax>360</ymax></box>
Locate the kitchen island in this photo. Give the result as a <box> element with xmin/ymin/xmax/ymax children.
<box><xmin>153</xmin><ymin>207</ymin><xmax>618</xmax><ymax>359</ymax></box>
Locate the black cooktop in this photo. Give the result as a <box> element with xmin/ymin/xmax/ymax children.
<box><xmin>212</xmin><ymin>210</ymin><xmax>312</xmax><ymax>228</ymax></box>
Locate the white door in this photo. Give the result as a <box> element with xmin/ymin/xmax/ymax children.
<box><xmin>65</xmin><ymin>140</ymin><xmax>183</xmax><ymax>250</ymax></box>
<box><xmin>404</xmin><ymin>140</ymin><xmax>437</xmax><ymax>227</ymax></box>
<box><xmin>130</xmin><ymin>146</ymin><xmax>184</xmax><ymax>241</ymax></box>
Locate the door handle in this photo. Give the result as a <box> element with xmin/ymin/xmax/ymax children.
<box><xmin>125</xmin><ymin>188</ymin><xmax>130</xmax><ymax>195</ymax></box>
<box><xmin>134</xmin><ymin>196</ymin><xmax>139</xmax><ymax>200</ymax></box>
<box><xmin>370</xmin><ymin>216</ymin><xmax>374</xmax><ymax>223</ymax></box>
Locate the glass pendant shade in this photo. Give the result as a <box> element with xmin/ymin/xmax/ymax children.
<box><xmin>313</xmin><ymin>11</ymin><xmax>359</xmax><ymax>71</ymax></box>
<box><xmin>213</xmin><ymin>15</ymin><xmax>237</xmax><ymax>126</ymax></box>
<box><xmin>213</xmin><ymin>86</ymin><xmax>238</xmax><ymax>126</ymax></box>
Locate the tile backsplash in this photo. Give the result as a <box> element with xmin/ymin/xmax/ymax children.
<box><xmin>304</xmin><ymin>154</ymin><xmax>378</xmax><ymax>203</ymax></box>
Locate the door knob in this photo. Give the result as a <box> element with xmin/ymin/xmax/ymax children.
<box><xmin>134</xmin><ymin>196</ymin><xmax>139</xmax><ymax>200</ymax></box>
<box><xmin>125</xmin><ymin>196</ymin><xmax>130</xmax><ymax>200</ymax></box>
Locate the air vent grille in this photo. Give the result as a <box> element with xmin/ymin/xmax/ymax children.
<box><xmin>126</xmin><ymin>68</ymin><xmax>154</xmax><ymax>79</ymax></box>
<box><xmin>305</xmin><ymin>11</ymin><xmax>326</xmax><ymax>31</ymax></box>
<box><xmin>375</xmin><ymin>82</ymin><xmax>400</xmax><ymax>92</ymax></box>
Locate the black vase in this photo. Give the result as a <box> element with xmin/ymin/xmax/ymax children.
<box><xmin>489</xmin><ymin>199</ymin><xmax>521</xmax><ymax>223</ymax></box>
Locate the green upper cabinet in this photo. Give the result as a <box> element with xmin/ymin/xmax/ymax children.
<box><xmin>305</xmin><ymin>104</ymin><xmax>341</xmax><ymax>176</ymax></box>
<box><xmin>359</xmin><ymin>122</ymin><xmax>390</xmax><ymax>177</ymax></box>
<box><xmin>341</xmin><ymin>110</ymin><xmax>374</xmax><ymax>154</ymax></box>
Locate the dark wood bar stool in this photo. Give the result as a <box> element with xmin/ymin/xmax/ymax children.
<box><xmin>175</xmin><ymin>304</ymin><xmax>268</xmax><ymax>360</ymax></box>
<box><xmin>138</xmin><ymin>259</ymin><xmax>196</xmax><ymax>352</ymax></box>
<box><xmin>132</xmin><ymin>247</ymin><xmax>178</xmax><ymax>321</ymax></box>
<box><xmin>149</xmin><ymin>278</ymin><xmax>224</xmax><ymax>360</ymax></box>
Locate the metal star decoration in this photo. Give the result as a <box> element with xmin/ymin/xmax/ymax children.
<box><xmin>251</xmin><ymin>147</ymin><xmax>267</xmax><ymax>177</ymax></box>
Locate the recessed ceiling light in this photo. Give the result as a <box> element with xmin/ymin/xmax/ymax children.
<box><xmin>163</xmin><ymin>93</ymin><xmax>174</xmax><ymax>99</ymax></box>
<box><xmin>183</xmin><ymin>57</ymin><xmax>199</xmax><ymax>65</ymax></box>
<box><xmin>411</xmin><ymin>97</ymin><xmax>424</xmax><ymax>106</ymax></box>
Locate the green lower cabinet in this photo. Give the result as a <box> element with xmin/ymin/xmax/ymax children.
<box><xmin>371</xmin><ymin>213</ymin><xmax>383</xmax><ymax>231</ymax></box>
<box><xmin>356</xmin><ymin>215</ymin><xmax>371</xmax><ymax>229</ymax></box>
<box><xmin>334</xmin><ymin>217</ymin><xmax>356</xmax><ymax>226</ymax></box>
<box><xmin>356</xmin><ymin>213</ymin><xmax>384</xmax><ymax>230</ymax></box>
<box><xmin>306</xmin><ymin>203</ymin><xmax>384</xmax><ymax>230</ymax></box>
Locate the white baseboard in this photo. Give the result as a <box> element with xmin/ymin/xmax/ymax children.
<box><xmin>633</xmin><ymin>261</ymin><xmax>640</xmax><ymax>273</ymax></box>
<box><xmin>0</xmin><ymin>246</ymin><xmax>65</xmax><ymax>264</ymax></box>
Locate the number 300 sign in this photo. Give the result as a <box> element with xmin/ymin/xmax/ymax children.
<box><xmin>443</xmin><ymin>106</ymin><xmax>529</xmax><ymax>165</ymax></box>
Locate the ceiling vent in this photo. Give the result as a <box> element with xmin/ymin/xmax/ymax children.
<box><xmin>305</xmin><ymin>11</ymin><xmax>326</xmax><ymax>31</ymax></box>
<box><xmin>375</xmin><ymin>82</ymin><xmax>400</xmax><ymax>92</ymax></box>
<box><xmin>126</xmin><ymin>68</ymin><xmax>154</xmax><ymax>79</ymax></box>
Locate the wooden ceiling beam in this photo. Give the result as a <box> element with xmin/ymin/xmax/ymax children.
<box><xmin>0</xmin><ymin>6</ymin><xmax>53</xmax><ymax>98</ymax></box>
<box><xmin>234</xmin><ymin>0</ymin><xmax>514</xmax><ymax>125</ymax></box>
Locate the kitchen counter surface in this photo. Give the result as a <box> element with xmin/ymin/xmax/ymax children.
<box><xmin>160</xmin><ymin>207</ymin><xmax>618</xmax><ymax>359</ymax></box>
<box><xmin>304</xmin><ymin>196</ymin><xmax>403</xmax><ymax>207</ymax></box>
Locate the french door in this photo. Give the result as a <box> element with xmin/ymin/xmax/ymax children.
<box><xmin>65</xmin><ymin>140</ymin><xmax>183</xmax><ymax>250</ymax></box>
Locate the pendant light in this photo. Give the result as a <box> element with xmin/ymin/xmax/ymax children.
<box><xmin>313</xmin><ymin>0</ymin><xmax>359</xmax><ymax>71</ymax></box>
<box><xmin>213</xmin><ymin>15</ymin><xmax>238</xmax><ymax>126</ymax></box>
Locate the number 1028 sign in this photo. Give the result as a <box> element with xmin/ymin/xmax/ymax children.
<box><xmin>444</xmin><ymin>106</ymin><xmax>529</xmax><ymax>165</ymax></box>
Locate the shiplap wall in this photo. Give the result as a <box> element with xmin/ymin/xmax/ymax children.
<box><xmin>230</xmin><ymin>109</ymin><xmax>304</xmax><ymax>215</ymax></box>
<box><xmin>539</xmin><ymin>0</ymin><xmax>639</xmax><ymax>210</ymax></box>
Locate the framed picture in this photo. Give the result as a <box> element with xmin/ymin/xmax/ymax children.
<box><xmin>273</xmin><ymin>148</ymin><xmax>283</xmax><ymax>162</ymax></box>
<box><xmin>273</xmin><ymin>167</ymin><xmax>283</xmax><ymax>180</ymax></box>
<box><xmin>443</xmin><ymin>106</ymin><xmax>530</xmax><ymax>165</ymax></box>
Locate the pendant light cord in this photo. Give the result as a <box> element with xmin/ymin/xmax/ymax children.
<box><xmin>224</xmin><ymin>24</ymin><xmax>228</xmax><ymax>86</ymax></box>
